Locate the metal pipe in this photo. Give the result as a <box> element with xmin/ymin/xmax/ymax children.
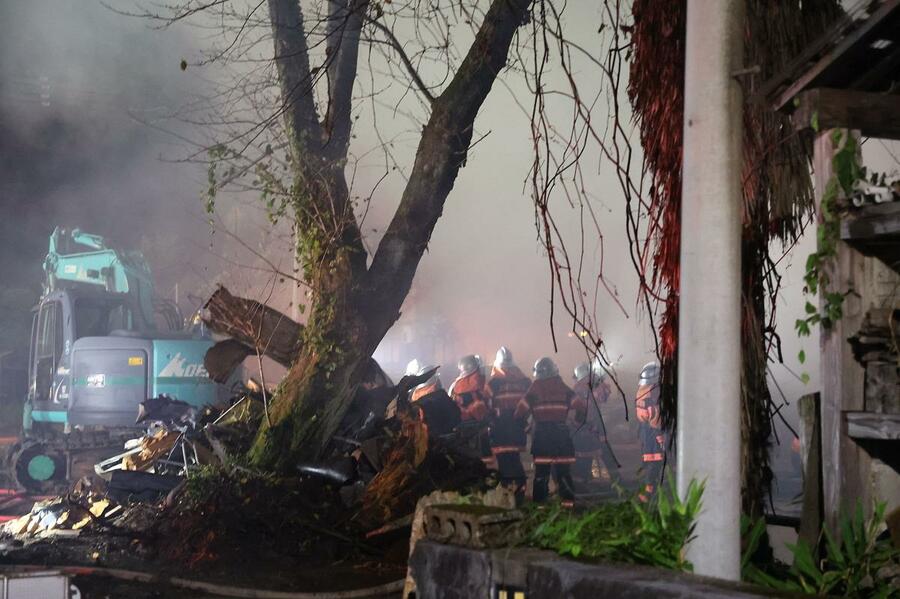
<box><xmin>677</xmin><ymin>0</ymin><xmax>745</xmax><ymax>581</ymax></box>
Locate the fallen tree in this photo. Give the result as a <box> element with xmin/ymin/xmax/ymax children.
<box><xmin>202</xmin><ymin>286</ymin><xmax>304</xmax><ymax>383</ymax></box>
<box><xmin>204</xmin><ymin>286</ymin><xmax>303</xmax><ymax>368</ymax></box>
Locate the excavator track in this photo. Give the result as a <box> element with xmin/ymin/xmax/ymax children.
<box><xmin>9</xmin><ymin>429</ymin><xmax>141</xmax><ymax>494</ymax></box>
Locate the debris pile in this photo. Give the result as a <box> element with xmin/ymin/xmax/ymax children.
<box><xmin>2</xmin><ymin>482</ymin><xmax>141</xmax><ymax>541</ymax></box>
<box><xmin>0</xmin><ymin>287</ymin><xmax>505</xmax><ymax>593</ymax></box>
<box><xmin>94</xmin><ymin>390</ymin><xmax>264</xmax><ymax>483</ymax></box>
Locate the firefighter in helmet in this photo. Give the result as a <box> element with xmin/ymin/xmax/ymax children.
<box><xmin>570</xmin><ymin>359</ymin><xmax>620</xmax><ymax>486</ymax></box>
<box><xmin>516</xmin><ymin>357</ymin><xmax>576</xmax><ymax>505</ymax></box>
<box><xmin>636</xmin><ymin>361</ymin><xmax>665</xmax><ymax>501</ymax></box>
<box><xmin>410</xmin><ymin>365</ymin><xmax>460</xmax><ymax>437</ymax></box>
<box><xmin>486</xmin><ymin>346</ymin><xmax>530</xmax><ymax>504</ymax></box>
<box><xmin>449</xmin><ymin>354</ymin><xmax>492</xmax><ymax>461</ymax></box>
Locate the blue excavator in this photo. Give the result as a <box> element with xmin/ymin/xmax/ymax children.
<box><xmin>11</xmin><ymin>227</ymin><xmax>234</xmax><ymax>491</ymax></box>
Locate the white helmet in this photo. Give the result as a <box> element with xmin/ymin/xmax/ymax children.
<box><xmin>405</xmin><ymin>359</ymin><xmax>422</xmax><ymax>377</ymax></box>
<box><xmin>494</xmin><ymin>346</ymin><xmax>514</xmax><ymax>369</ymax></box>
<box><xmin>533</xmin><ymin>357</ymin><xmax>559</xmax><ymax>380</ymax></box>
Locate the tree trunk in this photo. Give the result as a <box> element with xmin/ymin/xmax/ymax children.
<box><xmin>248</xmin><ymin>0</ymin><xmax>533</xmax><ymax>469</ymax></box>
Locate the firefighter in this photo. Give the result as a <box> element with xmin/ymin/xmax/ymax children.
<box><xmin>410</xmin><ymin>365</ymin><xmax>461</xmax><ymax>436</ymax></box>
<box><xmin>516</xmin><ymin>357</ymin><xmax>576</xmax><ymax>505</ymax></box>
<box><xmin>570</xmin><ymin>360</ymin><xmax>620</xmax><ymax>486</ymax></box>
<box><xmin>636</xmin><ymin>361</ymin><xmax>665</xmax><ymax>501</ymax></box>
<box><xmin>449</xmin><ymin>354</ymin><xmax>492</xmax><ymax>461</ymax></box>
<box><xmin>486</xmin><ymin>346</ymin><xmax>530</xmax><ymax>504</ymax></box>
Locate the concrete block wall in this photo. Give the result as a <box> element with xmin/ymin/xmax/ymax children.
<box><xmin>410</xmin><ymin>541</ymin><xmax>803</xmax><ymax>599</ymax></box>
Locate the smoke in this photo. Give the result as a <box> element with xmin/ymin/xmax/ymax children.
<box><xmin>3</xmin><ymin>1</ymin><xmax>899</xmax><ymax>455</ymax></box>
<box><xmin>0</xmin><ymin>0</ymin><xmax>254</xmax><ymax>350</ymax></box>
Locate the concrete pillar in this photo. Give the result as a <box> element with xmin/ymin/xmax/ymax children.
<box><xmin>676</xmin><ymin>0</ymin><xmax>745</xmax><ymax>581</ymax></box>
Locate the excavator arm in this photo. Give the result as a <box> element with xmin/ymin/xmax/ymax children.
<box><xmin>42</xmin><ymin>227</ymin><xmax>172</xmax><ymax>331</ymax></box>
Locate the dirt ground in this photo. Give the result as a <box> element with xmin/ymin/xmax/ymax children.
<box><xmin>0</xmin><ymin>471</ymin><xmax>410</xmax><ymax>597</ymax></box>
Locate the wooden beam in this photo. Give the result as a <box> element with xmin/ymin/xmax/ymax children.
<box><xmin>772</xmin><ymin>0</ymin><xmax>900</xmax><ymax>110</ymax></box>
<box><xmin>792</xmin><ymin>88</ymin><xmax>900</xmax><ymax>141</ymax></box>
<box><xmin>756</xmin><ymin>14</ymin><xmax>856</xmax><ymax>103</ymax></box>
<box><xmin>841</xmin><ymin>202</ymin><xmax>900</xmax><ymax>273</ymax></box>
<box><xmin>815</xmin><ymin>130</ymin><xmax>872</xmax><ymax>534</ymax></box>
<box><xmin>844</xmin><ymin>412</ymin><xmax>900</xmax><ymax>473</ymax></box>
<box><xmin>798</xmin><ymin>393</ymin><xmax>823</xmax><ymax>549</ymax></box>
<box><xmin>846</xmin><ymin>412</ymin><xmax>900</xmax><ymax>441</ymax></box>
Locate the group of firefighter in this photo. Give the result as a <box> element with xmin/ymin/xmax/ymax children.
<box><xmin>403</xmin><ymin>347</ymin><xmax>666</xmax><ymax>506</ymax></box>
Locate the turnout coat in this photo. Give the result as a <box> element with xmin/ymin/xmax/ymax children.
<box><xmin>571</xmin><ymin>377</ymin><xmax>611</xmax><ymax>457</ymax></box>
<box><xmin>487</xmin><ymin>366</ymin><xmax>530</xmax><ymax>455</ymax></box>
<box><xmin>516</xmin><ymin>375</ymin><xmax>576</xmax><ymax>464</ymax></box>
<box><xmin>635</xmin><ymin>383</ymin><xmax>665</xmax><ymax>463</ymax></box>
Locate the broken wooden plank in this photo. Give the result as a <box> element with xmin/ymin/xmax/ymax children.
<box><xmin>792</xmin><ymin>88</ymin><xmax>900</xmax><ymax>141</ymax></box>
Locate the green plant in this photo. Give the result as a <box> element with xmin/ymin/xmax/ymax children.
<box><xmin>796</xmin><ymin>130</ymin><xmax>863</xmax><ymax>381</ymax></box>
<box><xmin>523</xmin><ymin>479</ymin><xmax>703</xmax><ymax>571</ymax></box>
<box><xmin>743</xmin><ymin>503</ymin><xmax>900</xmax><ymax>597</ymax></box>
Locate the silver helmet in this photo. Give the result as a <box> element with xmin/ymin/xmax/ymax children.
<box><xmin>458</xmin><ymin>354</ymin><xmax>481</xmax><ymax>378</ymax></box>
<box><xmin>405</xmin><ymin>359</ymin><xmax>422</xmax><ymax>377</ymax></box>
<box><xmin>533</xmin><ymin>357</ymin><xmax>559</xmax><ymax>380</ymax></box>
<box><xmin>590</xmin><ymin>357</ymin><xmax>608</xmax><ymax>382</ymax></box>
<box><xmin>573</xmin><ymin>361</ymin><xmax>591</xmax><ymax>382</ymax></box>
<box><xmin>575</xmin><ymin>357</ymin><xmax>609</xmax><ymax>383</ymax></box>
<box><xmin>415</xmin><ymin>365</ymin><xmax>442</xmax><ymax>392</ymax></box>
<box><xmin>639</xmin><ymin>361</ymin><xmax>660</xmax><ymax>386</ymax></box>
<box><xmin>494</xmin><ymin>346</ymin><xmax>514</xmax><ymax>369</ymax></box>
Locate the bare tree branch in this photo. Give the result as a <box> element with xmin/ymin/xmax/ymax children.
<box><xmin>267</xmin><ymin>0</ymin><xmax>325</xmax><ymax>156</ymax></box>
<box><xmin>324</xmin><ymin>0</ymin><xmax>371</xmax><ymax>161</ymax></box>
<box><xmin>366</xmin><ymin>17</ymin><xmax>437</xmax><ymax>105</ymax></box>
<box><xmin>364</xmin><ymin>0</ymin><xmax>531</xmax><ymax>340</ymax></box>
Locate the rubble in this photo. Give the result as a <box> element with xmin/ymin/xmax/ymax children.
<box><xmin>1</xmin><ymin>490</ymin><xmax>127</xmax><ymax>541</ymax></box>
<box><xmin>0</xmin><ymin>291</ymin><xmax>521</xmax><ymax>596</ymax></box>
<box><xmin>122</xmin><ymin>429</ymin><xmax>180</xmax><ymax>471</ymax></box>
<box><xmin>424</xmin><ymin>503</ymin><xmax>524</xmax><ymax>549</ymax></box>
<box><xmin>402</xmin><ymin>487</ymin><xmax>516</xmax><ymax>599</ymax></box>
